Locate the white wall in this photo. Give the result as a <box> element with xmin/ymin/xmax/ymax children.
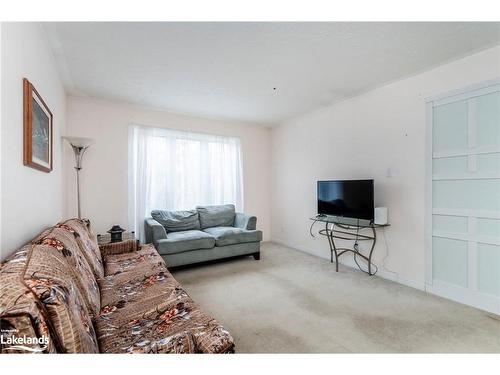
<box><xmin>0</xmin><ymin>23</ymin><xmax>67</xmax><ymax>260</ymax></box>
<box><xmin>271</xmin><ymin>45</ymin><xmax>500</xmax><ymax>290</ymax></box>
<box><xmin>64</xmin><ymin>97</ymin><xmax>272</xmax><ymax>240</ymax></box>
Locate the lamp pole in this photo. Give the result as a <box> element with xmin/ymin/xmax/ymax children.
<box><xmin>70</xmin><ymin>144</ymin><xmax>89</xmax><ymax>219</ymax></box>
<box><xmin>63</xmin><ymin>137</ymin><xmax>93</xmax><ymax>219</ymax></box>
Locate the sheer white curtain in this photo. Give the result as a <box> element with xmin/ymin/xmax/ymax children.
<box><xmin>129</xmin><ymin>125</ymin><xmax>244</xmax><ymax>241</ymax></box>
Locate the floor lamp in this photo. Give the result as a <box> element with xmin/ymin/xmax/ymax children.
<box><xmin>63</xmin><ymin>136</ymin><xmax>93</xmax><ymax>219</ymax></box>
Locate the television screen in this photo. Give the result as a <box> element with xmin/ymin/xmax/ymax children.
<box><xmin>317</xmin><ymin>179</ymin><xmax>374</xmax><ymax>221</ymax></box>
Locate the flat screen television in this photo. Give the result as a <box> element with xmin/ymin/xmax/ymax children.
<box><xmin>317</xmin><ymin>179</ymin><xmax>374</xmax><ymax>221</ymax></box>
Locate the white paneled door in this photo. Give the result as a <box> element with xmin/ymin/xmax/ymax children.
<box><xmin>426</xmin><ymin>81</ymin><xmax>500</xmax><ymax>314</ymax></box>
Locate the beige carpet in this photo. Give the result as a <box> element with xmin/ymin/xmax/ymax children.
<box><xmin>172</xmin><ymin>242</ymin><xmax>500</xmax><ymax>353</ymax></box>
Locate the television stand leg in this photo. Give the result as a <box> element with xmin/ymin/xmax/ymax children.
<box><xmin>326</xmin><ymin>222</ymin><xmax>339</xmax><ymax>271</ymax></box>
<box><xmin>319</xmin><ymin>220</ymin><xmax>378</xmax><ymax>275</ymax></box>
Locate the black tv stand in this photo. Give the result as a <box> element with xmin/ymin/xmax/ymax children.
<box><xmin>309</xmin><ymin>216</ymin><xmax>389</xmax><ymax>276</ymax></box>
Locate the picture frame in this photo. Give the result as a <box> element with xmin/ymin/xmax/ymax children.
<box><xmin>23</xmin><ymin>78</ymin><xmax>53</xmax><ymax>172</ymax></box>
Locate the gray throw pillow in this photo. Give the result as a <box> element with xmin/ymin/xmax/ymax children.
<box><xmin>151</xmin><ymin>209</ymin><xmax>201</xmax><ymax>233</ymax></box>
<box><xmin>196</xmin><ymin>204</ymin><xmax>235</xmax><ymax>229</ymax></box>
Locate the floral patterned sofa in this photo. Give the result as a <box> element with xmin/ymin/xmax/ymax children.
<box><xmin>0</xmin><ymin>219</ymin><xmax>234</xmax><ymax>354</ymax></box>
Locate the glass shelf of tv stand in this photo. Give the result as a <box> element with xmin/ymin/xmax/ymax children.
<box><xmin>309</xmin><ymin>215</ymin><xmax>390</xmax><ymax>229</ymax></box>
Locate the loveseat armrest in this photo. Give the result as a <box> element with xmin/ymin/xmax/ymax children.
<box><xmin>234</xmin><ymin>212</ymin><xmax>257</xmax><ymax>230</ymax></box>
<box><xmin>145</xmin><ymin>218</ymin><xmax>168</xmax><ymax>243</ymax></box>
<box><xmin>99</xmin><ymin>239</ymin><xmax>139</xmax><ymax>256</ymax></box>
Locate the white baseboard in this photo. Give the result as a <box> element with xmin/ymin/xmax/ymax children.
<box><xmin>270</xmin><ymin>238</ymin><xmax>426</xmax><ymax>291</ymax></box>
<box><xmin>426</xmin><ymin>280</ymin><xmax>500</xmax><ymax>315</ymax></box>
<box><xmin>271</xmin><ymin>239</ymin><xmax>500</xmax><ymax>314</ymax></box>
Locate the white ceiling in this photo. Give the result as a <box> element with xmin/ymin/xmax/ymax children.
<box><xmin>44</xmin><ymin>22</ymin><xmax>500</xmax><ymax>125</ymax></box>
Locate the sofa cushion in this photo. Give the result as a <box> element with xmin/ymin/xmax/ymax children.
<box><xmin>0</xmin><ymin>246</ymin><xmax>59</xmax><ymax>354</ymax></box>
<box><xmin>34</xmin><ymin>227</ymin><xmax>101</xmax><ymax>318</ymax></box>
<box><xmin>103</xmin><ymin>244</ymin><xmax>165</xmax><ymax>277</ymax></box>
<box><xmin>22</xmin><ymin>244</ymin><xmax>100</xmax><ymax>353</ymax></box>
<box><xmin>58</xmin><ymin>219</ymin><xmax>104</xmax><ymax>279</ymax></box>
<box><xmin>96</xmin><ymin>295</ymin><xmax>193</xmax><ymax>353</ymax></box>
<box><xmin>99</xmin><ymin>269</ymin><xmax>175</xmax><ymax>311</ymax></box>
<box><xmin>151</xmin><ymin>209</ymin><xmax>200</xmax><ymax>233</ymax></box>
<box><xmin>98</xmin><ymin>322</ymin><xmax>196</xmax><ymax>353</ymax></box>
<box><xmin>0</xmin><ymin>244</ymin><xmax>100</xmax><ymax>353</ymax></box>
<box><xmin>95</xmin><ymin>287</ymin><xmax>234</xmax><ymax>353</ymax></box>
<box><xmin>155</xmin><ymin>230</ymin><xmax>215</xmax><ymax>255</ymax></box>
<box><xmin>203</xmin><ymin>227</ymin><xmax>263</xmax><ymax>247</ymax></box>
<box><xmin>196</xmin><ymin>204</ymin><xmax>235</xmax><ymax>229</ymax></box>
<box><xmin>99</xmin><ymin>244</ymin><xmax>170</xmax><ymax>307</ymax></box>
<box><xmin>100</xmin><ymin>270</ymin><xmax>187</xmax><ymax>316</ymax></box>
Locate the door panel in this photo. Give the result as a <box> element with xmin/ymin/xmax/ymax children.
<box><xmin>476</xmin><ymin>92</ymin><xmax>500</xmax><ymax>148</ymax></box>
<box><xmin>433</xmin><ymin>100</ymin><xmax>468</xmax><ymax>152</ymax></box>
<box><xmin>428</xmin><ymin>83</ymin><xmax>500</xmax><ymax>314</ymax></box>
<box><xmin>432</xmin><ymin>237</ymin><xmax>468</xmax><ymax>287</ymax></box>
<box><xmin>477</xmin><ymin>243</ymin><xmax>500</xmax><ymax>297</ymax></box>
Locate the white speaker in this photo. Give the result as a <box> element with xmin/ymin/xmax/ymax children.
<box><xmin>374</xmin><ymin>207</ymin><xmax>388</xmax><ymax>225</ymax></box>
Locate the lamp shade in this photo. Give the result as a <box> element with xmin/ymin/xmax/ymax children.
<box><xmin>63</xmin><ymin>136</ymin><xmax>93</xmax><ymax>148</ymax></box>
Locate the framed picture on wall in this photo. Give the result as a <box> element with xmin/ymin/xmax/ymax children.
<box><xmin>23</xmin><ymin>78</ymin><xmax>53</xmax><ymax>172</ymax></box>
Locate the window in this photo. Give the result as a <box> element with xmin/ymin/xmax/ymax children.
<box><xmin>129</xmin><ymin>125</ymin><xmax>243</xmax><ymax>240</ymax></box>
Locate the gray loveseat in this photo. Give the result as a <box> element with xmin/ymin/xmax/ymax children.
<box><xmin>144</xmin><ymin>204</ymin><xmax>262</xmax><ymax>268</ymax></box>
